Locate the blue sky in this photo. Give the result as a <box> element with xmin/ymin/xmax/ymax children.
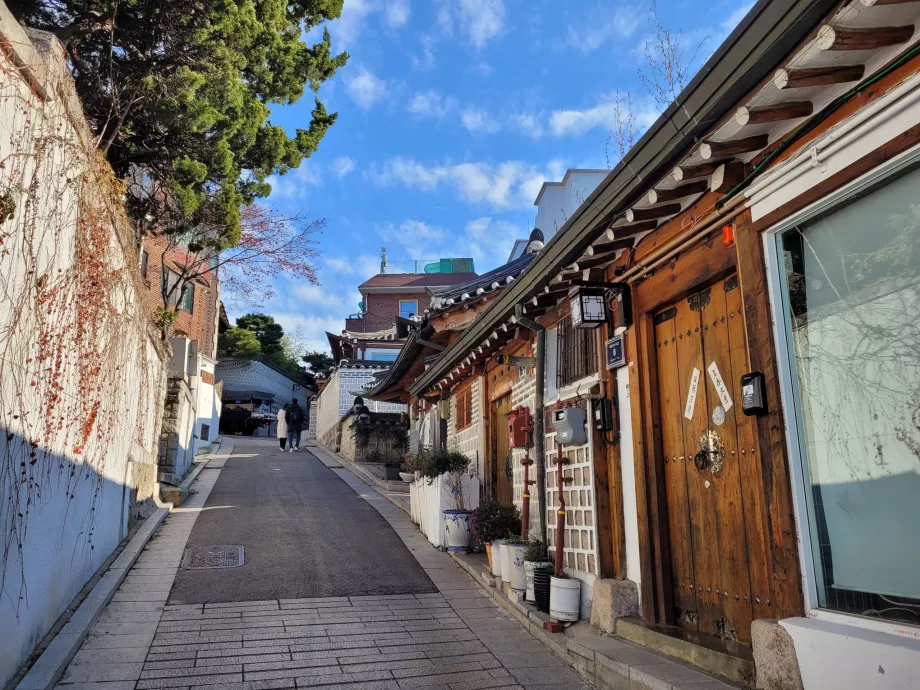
<box><xmin>235</xmin><ymin>0</ymin><xmax>753</xmax><ymax>354</ymax></box>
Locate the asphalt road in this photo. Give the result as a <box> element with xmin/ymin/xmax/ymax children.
<box><xmin>168</xmin><ymin>438</ymin><xmax>436</xmax><ymax>604</ymax></box>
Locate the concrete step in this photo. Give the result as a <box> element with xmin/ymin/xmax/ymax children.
<box><xmin>615</xmin><ymin>616</ymin><xmax>755</xmax><ymax>687</ymax></box>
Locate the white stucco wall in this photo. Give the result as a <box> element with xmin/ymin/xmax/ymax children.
<box><xmin>535</xmin><ymin>170</ymin><xmax>607</xmax><ymax>237</ymax></box>
<box><xmin>0</xmin><ymin>22</ymin><xmax>165</xmax><ymax>684</ymax></box>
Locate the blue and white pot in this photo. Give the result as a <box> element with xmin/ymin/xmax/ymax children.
<box><xmin>506</xmin><ymin>544</ymin><xmax>527</xmax><ymax>592</ymax></box>
<box><xmin>442</xmin><ymin>510</ymin><xmax>473</xmax><ymax>552</ymax></box>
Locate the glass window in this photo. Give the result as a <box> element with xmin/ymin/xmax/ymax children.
<box><xmin>365</xmin><ymin>348</ymin><xmax>398</xmax><ymax>362</ymax></box>
<box><xmin>775</xmin><ymin>166</ymin><xmax>920</xmax><ymax>627</ymax></box>
<box><xmin>399</xmin><ymin>299</ymin><xmax>418</xmax><ymax>320</ymax></box>
<box><xmin>556</xmin><ymin>316</ymin><xmax>598</xmax><ymax>388</ymax></box>
<box><xmin>181</xmin><ymin>283</ymin><xmax>194</xmax><ymax>312</ymax></box>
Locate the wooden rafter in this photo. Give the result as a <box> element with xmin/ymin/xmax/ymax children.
<box><xmin>710</xmin><ymin>161</ymin><xmax>746</xmax><ymax>194</ymax></box>
<box><xmin>606</xmin><ymin>220</ymin><xmax>659</xmax><ymax>239</ymax></box>
<box><xmin>672</xmin><ymin>160</ymin><xmax>723</xmax><ymax>182</ymax></box>
<box><xmin>699</xmin><ymin>134</ymin><xmax>769</xmax><ymax>160</ymax></box>
<box><xmin>625</xmin><ymin>203</ymin><xmax>682</xmax><ymax>222</ymax></box>
<box><xmin>587</xmin><ymin>237</ymin><xmax>636</xmax><ymax>256</ymax></box>
<box><xmin>735</xmin><ymin>101</ymin><xmax>812</xmax><ymax>126</ymax></box>
<box><xmin>647</xmin><ymin>179</ymin><xmax>708</xmax><ymax>205</ymax></box>
<box><xmin>816</xmin><ymin>24</ymin><xmax>914</xmax><ymax>51</ymax></box>
<box><xmin>773</xmin><ymin>64</ymin><xmax>864</xmax><ymax>89</ymax></box>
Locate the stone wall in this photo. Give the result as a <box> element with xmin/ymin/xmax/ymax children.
<box><xmin>447</xmin><ymin>377</ymin><xmax>483</xmax><ymax>480</ymax></box>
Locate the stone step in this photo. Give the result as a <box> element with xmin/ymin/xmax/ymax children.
<box><xmin>615</xmin><ymin>616</ymin><xmax>755</xmax><ymax>687</ymax></box>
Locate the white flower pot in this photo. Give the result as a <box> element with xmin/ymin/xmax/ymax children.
<box><xmin>550</xmin><ymin>576</ymin><xmax>581</xmax><ymax>622</ymax></box>
<box><xmin>524</xmin><ymin>560</ymin><xmax>552</xmax><ymax>602</ymax></box>
<box><xmin>506</xmin><ymin>544</ymin><xmax>526</xmax><ymax>591</ymax></box>
<box><xmin>442</xmin><ymin>510</ymin><xmax>472</xmax><ymax>552</ymax></box>
<box><xmin>499</xmin><ymin>543</ymin><xmax>513</xmax><ymax>583</ymax></box>
<box><xmin>490</xmin><ymin>540</ymin><xmax>505</xmax><ymax>578</ymax></box>
<box><xmin>399</xmin><ymin>472</ymin><xmax>415</xmax><ymax>483</ymax></box>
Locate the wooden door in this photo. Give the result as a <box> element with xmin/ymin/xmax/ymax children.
<box><xmin>653</xmin><ymin>273</ymin><xmax>763</xmax><ymax>643</ymax></box>
<box><xmin>491</xmin><ymin>394</ymin><xmax>514</xmax><ymax>505</ymax></box>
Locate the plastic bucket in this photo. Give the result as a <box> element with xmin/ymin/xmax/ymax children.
<box><xmin>506</xmin><ymin>544</ymin><xmax>527</xmax><ymax>591</ymax></box>
<box><xmin>550</xmin><ymin>576</ymin><xmax>581</xmax><ymax>622</ymax></box>
<box><xmin>532</xmin><ymin>566</ymin><xmax>552</xmax><ymax>613</ymax></box>
<box><xmin>499</xmin><ymin>543</ymin><xmax>512</xmax><ymax>582</ymax></box>
<box><xmin>442</xmin><ymin>510</ymin><xmax>472</xmax><ymax>552</ymax></box>
<box><xmin>524</xmin><ymin>561</ymin><xmax>551</xmax><ymax>602</ymax></box>
<box><xmin>490</xmin><ymin>540</ymin><xmax>505</xmax><ymax>578</ymax></box>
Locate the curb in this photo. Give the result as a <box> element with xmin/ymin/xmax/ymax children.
<box><xmin>307</xmin><ymin>442</ymin><xmax>410</xmax><ymax>494</ymax></box>
<box><xmin>15</xmin><ymin>505</ymin><xmax>171</xmax><ymax>690</ymax></box>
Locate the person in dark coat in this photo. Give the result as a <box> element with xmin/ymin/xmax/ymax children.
<box><xmin>285</xmin><ymin>398</ymin><xmax>305</xmax><ymax>451</ymax></box>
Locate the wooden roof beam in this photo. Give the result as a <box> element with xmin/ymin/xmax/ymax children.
<box><xmin>817</xmin><ymin>24</ymin><xmax>914</xmax><ymax>51</ymax></box>
<box><xmin>710</xmin><ymin>162</ymin><xmax>746</xmax><ymax>194</ymax></box>
<box><xmin>735</xmin><ymin>101</ymin><xmax>812</xmax><ymax>126</ymax></box>
<box><xmin>625</xmin><ymin>203</ymin><xmax>682</xmax><ymax>223</ymax></box>
<box><xmin>672</xmin><ymin>160</ymin><xmax>723</xmax><ymax>182</ymax></box>
<box><xmin>647</xmin><ymin>180</ymin><xmax>708</xmax><ymax>205</ymax></box>
<box><xmin>587</xmin><ymin>237</ymin><xmax>636</xmax><ymax>256</ymax></box>
<box><xmin>605</xmin><ymin>220</ymin><xmax>659</xmax><ymax>239</ymax></box>
<box><xmin>774</xmin><ymin>65</ymin><xmax>864</xmax><ymax>89</ymax></box>
<box><xmin>700</xmin><ymin>134</ymin><xmax>769</xmax><ymax>160</ymax></box>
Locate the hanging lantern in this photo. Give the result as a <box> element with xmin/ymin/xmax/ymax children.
<box><xmin>569</xmin><ymin>286</ymin><xmax>608</xmax><ymax>329</ymax></box>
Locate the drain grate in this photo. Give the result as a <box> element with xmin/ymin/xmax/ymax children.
<box><xmin>182</xmin><ymin>545</ymin><xmax>244</xmax><ymax>569</ymax></box>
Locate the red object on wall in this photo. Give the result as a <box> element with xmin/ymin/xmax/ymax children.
<box><xmin>508</xmin><ymin>406</ymin><xmax>533</xmax><ymax>449</ymax></box>
<box><xmin>722</xmin><ymin>223</ymin><xmax>735</xmax><ymax>247</ymax></box>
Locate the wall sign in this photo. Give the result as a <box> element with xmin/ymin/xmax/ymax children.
<box><xmin>605</xmin><ymin>335</ymin><xmax>626</xmax><ymax>370</ymax></box>
<box><xmin>684</xmin><ymin>367</ymin><xmax>701</xmax><ymax>420</ymax></box>
<box><xmin>707</xmin><ymin>362</ymin><xmax>733</xmax><ymax>411</ymax></box>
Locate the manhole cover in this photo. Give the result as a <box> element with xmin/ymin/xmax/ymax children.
<box><xmin>182</xmin><ymin>545</ymin><xmax>244</xmax><ymax>569</ymax></box>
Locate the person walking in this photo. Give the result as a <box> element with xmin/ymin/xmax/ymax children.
<box><xmin>285</xmin><ymin>398</ymin><xmax>305</xmax><ymax>452</ymax></box>
<box><xmin>276</xmin><ymin>407</ymin><xmax>288</xmax><ymax>450</ymax></box>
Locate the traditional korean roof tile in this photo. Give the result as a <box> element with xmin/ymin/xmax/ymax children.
<box><xmin>359</xmin><ymin>273</ymin><xmax>477</xmax><ymax>289</ymax></box>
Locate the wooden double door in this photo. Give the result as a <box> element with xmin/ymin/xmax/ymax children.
<box><xmin>652</xmin><ymin>273</ymin><xmax>769</xmax><ymax>644</ymax></box>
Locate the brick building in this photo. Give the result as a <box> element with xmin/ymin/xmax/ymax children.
<box><xmin>139</xmin><ymin>234</ymin><xmax>223</xmax><ymax>483</ymax></box>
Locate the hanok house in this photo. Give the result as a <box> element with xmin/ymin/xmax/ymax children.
<box><xmin>371</xmin><ymin>1</ymin><xmax>920</xmax><ymax>687</ymax></box>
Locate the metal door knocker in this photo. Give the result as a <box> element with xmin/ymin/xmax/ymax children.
<box><xmin>695</xmin><ymin>430</ymin><xmax>725</xmax><ymax>475</ymax></box>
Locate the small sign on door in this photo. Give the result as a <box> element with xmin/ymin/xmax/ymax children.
<box><xmin>707</xmin><ymin>362</ymin><xmax>733</xmax><ymax>411</ymax></box>
<box><xmin>684</xmin><ymin>367</ymin><xmax>701</xmax><ymax>420</ymax></box>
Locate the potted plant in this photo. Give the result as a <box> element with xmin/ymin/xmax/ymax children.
<box><xmin>503</xmin><ymin>536</ymin><xmax>527</xmax><ymax>592</ymax></box>
<box><xmin>523</xmin><ymin>537</ymin><xmax>551</xmax><ymax>603</ymax></box>
<box><xmin>421</xmin><ymin>448</ymin><xmax>473</xmax><ymax>551</ymax></box>
<box><xmin>472</xmin><ymin>500</ymin><xmax>520</xmax><ymax>576</ymax></box>
<box><xmin>550</xmin><ymin>571</ymin><xmax>581</xmax><ymax>622</ymax></box>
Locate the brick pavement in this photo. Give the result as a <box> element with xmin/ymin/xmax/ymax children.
<box><xmin>54</xmin><ymin>444</ymin><xmax>590</xmax><ymax>690</ymax></box>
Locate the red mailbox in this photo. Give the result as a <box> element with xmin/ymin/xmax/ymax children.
<box><xmin>508</xmin><ymin>406</ymin><xmax>533</xmax><ymax>449</ymax></box>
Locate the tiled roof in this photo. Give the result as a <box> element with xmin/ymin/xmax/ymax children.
<box><xmin>359</xmin><ymin>272</ymin><xmax>478</xmax><ymax>289</ymax></box>
<box><xmin>427</xmin><ymin>253</ymin><xmax>536</xmax><ymax>313</ymax></box>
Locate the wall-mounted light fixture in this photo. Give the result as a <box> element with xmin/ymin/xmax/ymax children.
<box><xmin>569</xmin><ymin>286</ymin><xmax>608</xmax><ymax>329</ymax></box>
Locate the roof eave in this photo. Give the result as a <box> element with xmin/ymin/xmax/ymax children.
<box><xmin>409</xmin><ymin>0</ymin><xmax>839</xmax><ymax>397</ymax></box>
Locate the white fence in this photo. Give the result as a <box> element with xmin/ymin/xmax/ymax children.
<box><xmin>409</xmin><ymin>474</ymin><xmax>480</xmax><ymax>548</ymax></box>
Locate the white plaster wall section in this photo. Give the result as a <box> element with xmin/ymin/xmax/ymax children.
<box><xmin>617</xmin><ymin>366</ymin><xmax>642</xmax><ymax>590</ymax></box>
<box><xmin>0</xmin><ymin>22</ymin><xmax>166</xmax><ymax>684</ymax></box>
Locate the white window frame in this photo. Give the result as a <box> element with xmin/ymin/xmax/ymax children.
<box><xmin>398</xmin><ymin>299</ymin><xmax>418</xmax><ymax>320</ymax></box>
<box><xmin>763</xmin><ymin>141</ymin><xmax>920</xmax><ymax>642</ymax></box>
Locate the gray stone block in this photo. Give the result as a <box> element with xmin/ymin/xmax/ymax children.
<box><xmin>589</xmin><ymin>578</ymin><xmax>639</xmax><ymax>634</ymax></box>
<box><xmin>751</xmin><ymin>619</ymin><xmax>804</xmax><ymax>690</ymax></box>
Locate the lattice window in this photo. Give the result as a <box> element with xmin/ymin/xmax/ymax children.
<box><xmin>556</xmin><ymin>316</ymin><xmax>598</xmax><ymax>387</ymax></box>
<box><xmin>455</xmin><ymin>386</ymin><xmax>473</xmax><ymax>431</ymax></box>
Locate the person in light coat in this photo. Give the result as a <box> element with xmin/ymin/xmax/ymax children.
<box><xmin>276</xmin><ymin>407</ymin><xmax>288</xmax><ymax>450</ymax></box>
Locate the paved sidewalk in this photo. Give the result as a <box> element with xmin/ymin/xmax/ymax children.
<box><xmin>54</xmin><ymin>442</ymin><xmax>589</xmax><ymax>690</ymax></box>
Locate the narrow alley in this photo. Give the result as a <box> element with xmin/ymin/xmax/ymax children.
<box><xmin>54</xmin><ymin>439</ymin><xmax>588</xmax><ymax>690</ymax></box>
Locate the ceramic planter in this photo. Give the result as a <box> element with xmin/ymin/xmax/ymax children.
<box><xmin>549</xmin><ymin>576</ymin><xmax>581</xmax><ymax>622</ymax></box>
<box><xmin>485</xmin><ymin>543</ymin><xmax>494</xmax><ymax>571</ymax></box>
<box><xmin>532</xmin><ymin>566</ymin><xmax>552</xmax><ymax>613</ymax></box>
<box><xmin>499</xmin><ymin>543</ymin><xmax>513</xmax><ymax>583</ymax></box>
<box><xmin>524</xmin><ymin>560</ymin><xmax>552</xmax><ymax>602</ymax></box>
<box><xmin>442</xmin><ymin>510</ymin><xmax>472</xmax><ymax>551</ymax></box>
<box><xmin>490</xmin><ymin>540</ymin><xmax>504</xmax><ymax>577</ymax></box>
<box><xmin>506</xmin><ymin>544</ymin><xmax>527</xmax><ymax>591</ymax></box>
<box><xmin>399</xmin><ymin>472</ymin><xmax>415</xmax><ymax>483</ymax></box>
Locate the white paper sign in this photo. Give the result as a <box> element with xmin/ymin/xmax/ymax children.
<box><xmin>707</xmin><ymin>362</ymin><xmax>733</xmax><ymax>411</ymax></box>
<box><xmin>684</xmin><ymin>368</ymin><xmax>701</xmax><ymax>420</ymax></box>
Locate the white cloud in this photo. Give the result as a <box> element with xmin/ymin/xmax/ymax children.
<box><xmin>346</xmin><ymin>67</ymin><xmax>387</xmax><ymax>109</ymax></box>
<box><xmin>385</xmin><ymin>0</ymin><xmax>411</xmax><ymax>29</ymax></box>
<box><xmin>567</xmin><ymin>5</ymin><xmax>641</xmax><ymax>52</ymax></box>
<box><xmin>513</xmin><ymin>112</ymin><xmax>544</xmax><ymax>139</ymax></box>
<box><xmin>380</xmin><ymin>219</ymin><xmax>446</xmax><ymax>249</ymax></box>
<box><xmin>271</xmin><ymin>313</ymin><xmax>346</xmax><ymax>354</ymax></box>
<box><xmin>412</xmin><ymin>35</ymin><xmax>437</xmax><ymax>70</ymax></box>
<box><xmin>407</xmin><ymin>90</ymin><xmax>456</xmax><ymax>118</ymax></box>
<box><xmin>325</xmin><ymin>253</ymin><xmax>381</xmax><ymax>278</ymax></box>
<box><xmin>329</xmin><ymin>0</ymin><xmax>376</xmax><ymax>50</ymax></box>
<box><xmin>331</xmin><ymin>155</ymin><xmax>356</xmax><ymax>178</ymax></box>
<box><xmin>461</xmin><ymin>216</ymin><xmax>521</xmax><ymax>269</ymax></box>
<box><xmin>368</xmin><ymin>157</ymin><xmax>559</xmax><ymax>209</ymax></box>
<box><xmin>460</xmin><ymin>108</ymin><xmax>500</xmax><ymax>134</ymax></box>
<box><xmin>267</xmin><ymin>164</ymin><xmax>322</xmax><ymax>200</ymax></box>
<box><xmin>459</xmin><ymin>0</ymin><xmax>506</xmax><ymax>49</ymax></box>
<box><xmin>549</xmin><ymin>95</ymin><xmax>660</xmax><ymax>137</ymax></box>
<box><xmin>720</xmin><ymin>2</ymin><xmax>754</xmax><ymax>36</ymax></box>
<box><xmin>437</xmin><ymin>0</ymin><xmax>505</xmax><ymax>50</ymax></box>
